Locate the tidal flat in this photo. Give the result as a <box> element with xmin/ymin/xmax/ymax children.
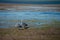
<box><xmin>0</xmin><ymin>4</ymin><xmax>60</xmax><ymax>40</ymax></box>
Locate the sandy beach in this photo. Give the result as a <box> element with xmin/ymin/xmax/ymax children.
<box><xmin>0</xmin><ymin>27</ymin><xmax>60</xmax><ymax>40</ymax></box>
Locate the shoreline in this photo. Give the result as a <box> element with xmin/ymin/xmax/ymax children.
<box><xmin>0</xmin><ymin>4</ymin><xmax>60</xmax><ymax>12</ymax></box>
<box><xmin>0</xmin><ymin>3</ymin><xmax>60</xmax><ymax>7</ymax></box>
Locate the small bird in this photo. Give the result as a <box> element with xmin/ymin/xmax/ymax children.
<box><xmin>15</xmin><ymin>22</ymin><xmax>29</xmax><ymax>30</ymax></box>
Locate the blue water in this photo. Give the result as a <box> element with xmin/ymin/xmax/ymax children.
<box><xmin>0</xmin><ymin>11</ymin><xmax>60</xmax><ymax>28</ymax></box>
<box><xmin>0</xmin><ymin>1</ymin><xmax>60</xmax><ymax>4</ymax></box>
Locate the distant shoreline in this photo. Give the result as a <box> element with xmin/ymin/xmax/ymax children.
<box><xmin>0</xmin><ymin>3</ymin><xmax>60</xmax><ymax>7</ymax></box>
<box><xmin>0</xmin><ymin>4</ymin><xmax>60</xmax><ymax>12</ymax></box>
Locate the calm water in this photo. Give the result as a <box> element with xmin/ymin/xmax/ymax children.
<box><xmin>0</xmin><ymin>1</ymin><xmax>60</xmax><ymax>4</ymax></box>
<box><xmin>0</xmin><ymin>11</ymin><xmax>60</xmax><ymax>28</ymax></box>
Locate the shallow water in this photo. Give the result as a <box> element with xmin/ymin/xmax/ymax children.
<box><xmin>0</xmin><ymin>11</ymin><xmax>60</xmax><ymax>28</ymax></box>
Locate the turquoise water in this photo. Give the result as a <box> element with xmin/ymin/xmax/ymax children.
<box><xmin>0</xmin><ymin>11</ymin><xmax>60</xmax><ymax>28</ymax></box>
<box><xmin>0</xmin><ymin>1</ymin><xmax>60</xmax><ymax>4</ymax></box>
